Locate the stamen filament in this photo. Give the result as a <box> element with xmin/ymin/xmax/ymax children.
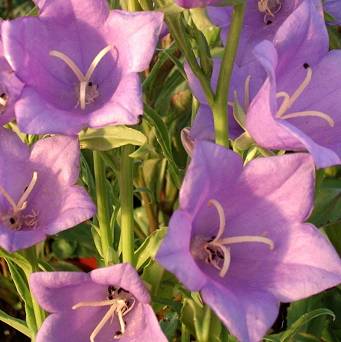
<box><xmin>85</xmin><ymin>46</ymin><xmax>112</xmax><ymax>81</ymax></box>
<box><xmin>16</xmin><ymin>172</ymin><xmax>38</xmax><ymax>212</ymax></box>
<box><xmin>72</xmin><ymin>299</ymin><xmax>116</xmax><ymax>310</ymax></box>
<box><xmin>0</xmin><ymin>184</ymin><xmax>17</xmax><ymax>211</ymax></box>
<box><xmin>90</xmin><ymin>304</ymin><xmax>117</xmax><ymax>342</ymax></box>
<box><xmin>49</xmin><ymin>50</ymin><xmax>84</xmax><ymax>81</ymax></box>
<box><xmin>280</xmin><ymin>111</ymin><xmax>335</xmax><ymax>127</ymax></box>
<box><xmin>208</xmin><ymin>199</ymin><xmax>225</xmax><ymax>241</ymax></box>
<box><xmin>218</xmin><ymin>235</ymin><xmax>274</xmax><ymax>249</ymax></box>
<box><xmin>79</xmin><ymin>81</ymin><xmax>88</xmax><ymax>110</ymax></box>
<box><xmin>219</xmin><ymin>245</ymin><xmax>231</xmax><ymax>277</ymax></box>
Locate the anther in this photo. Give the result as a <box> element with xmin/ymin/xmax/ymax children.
<box><xmin>303</xmin><ymin>63</ymin><xmax>310</xmax><ymax>69</ymax></box>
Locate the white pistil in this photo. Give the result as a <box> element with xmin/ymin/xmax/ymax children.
<box><xmin>276</xmin><ymin>67</ymin><xmax>335</xmax><ymax>127</ymax></box>
<box><xmin>204</xmin><ymin>199</ymin><xmax>274</xmax><ymax>278</ymax></box>
<box><xmin>49</xmin><ymin>45</ymin><xmax>112</xmax><ymax>110</ymax></box>
<box><xmin>73</xmin><ymin>293</ymin><xmax>135</xmax><ymax>342</ymax></box>
<box><xmin>258</xmin><ymin>0</ymin><xmax>282</xmax><ymax>20</ymax></box>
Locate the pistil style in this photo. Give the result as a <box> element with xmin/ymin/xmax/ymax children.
<box><xmin>49</xmin><ymin>46</ymin><xmax>112</xmax><ymax>110</ymax></box>
<box><xmin>72</xmin><ymin>287</ymin><xmax>135</xmax><ymax>342</ymax></box>
<box><xmin>0</xmin><ymin>171</ymin><xmax>39</xmax><ymax>230</ymax></box>
<box><xmin>276</xmin><ymin>67</ymin><xmax>335</xmax><ymax>127</ymax></box>
<box><xmin>201</xmin><ymin>199</ymin><xmax>274</xmax><ymax>277</ymax></box>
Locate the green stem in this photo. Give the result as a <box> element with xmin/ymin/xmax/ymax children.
<box><xmin>120</xmin><ymin>145</ymin><xmax>135</xmax><ymax>265</ymax></box>
<box><xmin>213</xmin><ymin>3</ymin><xmax>246</xmax><ymax>147</ymax></box>
<box><xmin>181</xmin><ymin>323</ymin><xmax>191</xmax><ymax>342</ymax></box>
<box><xmin>93</xmin><ymin>151</ymin><xmax>113</xmax><ymax>266</ymax></box>
<box><xmin>200</xmin><ymin>305</ymin><xmax>212</xmax><ymax>342</ymax></box>
<box><xmin>127</xmin><ymin>0</ymin><xmax>140</xmax><ymax>11</ymax></box>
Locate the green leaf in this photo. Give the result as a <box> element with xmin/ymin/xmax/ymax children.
<box><xmin>79</xmin><ymin>126</ymin><xmax>146</xmax><ymax>151</ymax></box>
<box><xmin>143</xmin><ymin>104</ymin><xmax>183</xmax><ymax>187</ymax></box>
<box><xmin>0</xmin><ymin>308</ymin><xmax>32</xmax><ymax>338</ymax></box>
<box><xmin>281</xmin><ymin>308</ymin><xmax>335</xmax><ymax>342</ymax></box>
<box><xmin>135</xmin><ymin>227</ymin><xmax>167</xmax><ymax>270</ymax></box>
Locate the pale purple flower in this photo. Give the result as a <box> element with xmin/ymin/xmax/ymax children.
<box><xmin>0</xmin><ymin>128</ymin><xmax>95</xmax><ymax>252</ymax></box>
<box><xmin>208</xmin><ymin>0</ymin><xmax>325</xmax><ymax>65</ymax></box>
<box><xmin>157</xmin><ymin>141</ymin><xmax>341</xmax><ymax>342</ymax></box>
<box><xmin>246</xmin><ymin>1</ymin><xmax>341</xmax><ymax>168</ymax></box>
<box><xmin>2</xmin><ymin>0</ymin><xmax>163</xmax><ymax>135</ymax></box>
<box><xmin>0</xmin><ymin>20</ymin><xmax>23</xmax><ymax>126</ymax></box>
<box><xmin>30</xmin><ymin>263</ymin><xmax>167</xmax><ymax>342</ymax></box>
<box><xmin>325</xmin><ymin>0</ymin><xmax>341</xmax><ymax>25</ymax></box>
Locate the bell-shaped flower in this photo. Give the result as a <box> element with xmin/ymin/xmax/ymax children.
<box><xmin>30</xmin><ymin>263</ymin><xmax>167</xmax><ymax>342</ymax></box>
<box><xmin>207</xmin><ymin>0</ymin><xmax>325</xmax><ymax>65</ymax></box>
<box><xmin>246</xmin><ymin>1</ymin><xmax>341</xmax><ymax>168</ymax></box>
<box><xmin>157</xmin><ymin>141</ymin><xmax>341</xmax><ymax>342</ymax></box>
<box><xmin>0</xmin><ymin>128</ymin><xmax>96</xmax><ymax>252</ymax></box>
<box><xmin>2</xmin><ymin>0</ymin><xmax>163</xmax><ymax>135</ymax></box>
<box><xmin>0</xmin><ymin>20</ymin><xmax>23</xmax><ymax>126</ymax></box>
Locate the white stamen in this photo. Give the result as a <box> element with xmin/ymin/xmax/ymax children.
<box><xmin>219</xmin><ymin>235</ymin><xmax>274</xmax><ymax>250</ymax></box>
<box><xmin>204</xmin><ymin>198</ymin><xmax>275</xmax><ymax>278</ymax></box>
<box><xmin>0</xmin><ymin>96</ymin><xmax>7</xmax><ymax>107</ymax></box>
<box><xmin>90</xmin><ymin>305</ymin><xmax>117</xmax><ymax>342</ymax></box>
<box><xmin>50</xmin><ymin>46</ymin><xmax>112</xmax><ymax>110</ymax></box>
<box><xmin>280</xmin><ymin>111</ymin><xmax>335</xmax><ymax>127</ymax></box>
<box><xmin>218</xmin><ymin>245</ymin><xmax>231</xmax><ymax>277</ymax></box>
<box><xmin>276</xmin><ymin>68</ymin><xmax>334</xmax><ymax>127</ymax></box>
<box><xmin>208</xmin><ymin>199</ymin><xmax>225</xmax><ymax>242</ymax></box>
<box><xmin>73</xmin><ymin>290</ymin><xmax>135</xmax><ymax>342</ymax></box>
<box><xmin>16</xmin><ymin>172</ymin><xmax>38</xmax><ymax>212</ymax></box>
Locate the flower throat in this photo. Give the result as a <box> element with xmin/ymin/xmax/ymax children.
<box><xmin>49</xmin><ymin>46</ymin><xmax>112</xmax><ymax>110</ymax></box>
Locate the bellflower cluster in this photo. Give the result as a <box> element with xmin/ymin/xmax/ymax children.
<box><xmin>1</xmin><ymin>0</ymin><xmax>341</xmax><ymax>342</ymax></box>
<box><xmin>157</xmin><ymin>142</ymin><xmax>341</xmax><ymax>342</ymax></box>
<box><xmin>0</xmin><ymin>128</ymin><xmax>96</xmax><ymax>252</ymax></box>
<box><xmin>2</xmin><ymin>0</ymin><xmax>163</xmax><ymax>135</ymax></box>
<box><xmin>30</xmin><ymin>264</ymin><xmax>167</xmax><ymax>342</ymax></box>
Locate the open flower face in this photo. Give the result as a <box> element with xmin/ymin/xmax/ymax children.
<box><xmin>157</xmin><ymin>141</ymin><xmax>341</xmax><ymax>342</ymax></box>
<box><xmin>0</xmin><ymin>20</ymin><xmax>24</xmax><ymax>126</ymax></box>
<box><xmin>208</xmin><ymin>0</ymin><xmax>324</xmax><ymax>65</ymax></box>
<box><xmin>1</xmin><ymin>0</ymin><xmax>163</xmax><ymax>135</ymax></box>
<box><xmin>246</xmin><ymin>1</ymin><xmax>341</xmax><ymax>168</ymax></box>
<box><xmin>30</xmin><ymin>264</ymin><xmax>167</xmax><ymax>342</ymax></box>
<box><xmin>0</xmin><ymin>128</ymin><xmax>95</xmax><ymax>252</ymax></box>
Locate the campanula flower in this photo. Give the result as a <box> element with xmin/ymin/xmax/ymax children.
<box><xmin>2</xmin><ymin>0</ymin><xmax>163</xmax><ymax>135</ymax></box>
<box><xmin>246</xmin><ymin>1</ymin><xmax>341</xmax><ymax>168</ymax></box>
<box><xmin>157</xmin><ymin>141</ymin><xmax>341</xmax><ymax>342</ymax></box>
<box><xmin>30</xmin><ymin>263</ymin><xmax>167</xmax><ymax>342</ymax></box>
<box><xmin>0</xmin><ymin>128</ymin><xmax>95</xmax><ymax>252</ymax></box>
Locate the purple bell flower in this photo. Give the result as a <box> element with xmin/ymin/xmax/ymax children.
<box><xmin>2</xmin><ymin>0</ymin><xmax>163</xmax><ymax>135</ymax></box>
<box><xmin>30</xmin><ymin>263</ymin><xmax>167</xmax><ymax>342</ymax></box>
<box><xmin>157</xmin><ymin>141</ymin><xmax>341</xmax><ymax>342</ymax></box>
<box><xmin>0</xmin><ymin>128</ymin><xmax>95</xmax><ymax>252</ymax></box>
<box><xmin>246</xmin><ymin>0</ymin><xmax>341</xmax><ymax>168</ymax></box>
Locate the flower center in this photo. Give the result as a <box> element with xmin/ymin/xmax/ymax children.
<box><xmin>196</xmin><ymin>199</ymin><xmax>274</xmax><ymax>278</ymax></box>
<box><xmin>258</xmin><ymin>0</ymin><xmax>282</xmax><ymax>25</ymax></box>
<box><xmin>49</xmin><ymin>46</ymin><xmax>112</xmax><ymax>110</ymax></box>
<box><xmin>0</xmin><ymin>172</ymin><xmax>39</xmax><ymax>230</ymax></box>
<box><xmin>72</xmin><ymin>286</ymin><xmax>136</xmax><ymax>342</ymax></box>
<box><xmin>276</xmin><ymin>65</ymin><xmax>334</xmax><ymax>127</ymax></box>
<box><xmin>0</xmin><ymin>92</ymin><xmax>8</xmax><ymax>113</ymax></box>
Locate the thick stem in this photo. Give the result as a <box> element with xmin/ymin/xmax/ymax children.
<box><xmin>120</xmin><ymin>145</ymin><xmax>135</xmax><ymax>265</ymax></box>
<box><xmin>200</xmin><ymin>305</ymin><xmax>212</xmax><ymax>342</ymax></box>
<box><xmin>213</xmin><ymin>3</ymin><xmax>246</xmax><ymax>147</ymax></box>
<box><xmin>181</xmin><ymin>323</ymin><xmax>191</xmax><ymax>342</ymax></box>
<box><xmin>93</xmin><ymin>151</ymin><xmax>113</xmax><ymax>266</ymax></box>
